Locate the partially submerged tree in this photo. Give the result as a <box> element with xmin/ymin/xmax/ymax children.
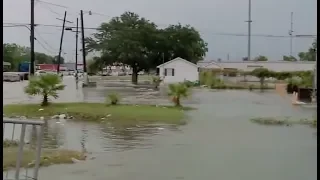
<box><xmin>298</xmin><ymin>39</ymin><xmax>317</xmax><ymax>61</ymax></box>
<box><xmin>85</xmin><ymin>11</ymin><xmax>208</xmax><ymax>84</ymax></box>
<box><xmin>168</xmin><ymin>83</ymin><xmax>189</xmax><ymax>107</ymax></box>
<box><xmin>152</xmin><ymin>76</ymin><xmax>162</xmax><ymax>89</ymax></box>
<box><xmin>24</xmin><ymin>74</ymin><xmax>65</xmax><ymax>106</ymax></box>
<box><xmin>250</xmin><ymin>68</ymin><xmax>274</xmax><ymax>89</ymax></box>
<box><xmin>283</xmin><ymin>55</ymin><xmax>297</xmax><ymax>61</ymax></box>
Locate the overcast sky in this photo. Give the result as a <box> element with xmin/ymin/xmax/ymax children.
<box><xmin>4</xmin><ymin>0</ymin><xmax>317</xmax><ymax>63</ymax></box>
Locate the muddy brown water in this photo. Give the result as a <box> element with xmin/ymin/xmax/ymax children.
<box><xmin>3</xmin><ymin>77</ymin><xmax>317</xmax><ymax>180</ymax></box>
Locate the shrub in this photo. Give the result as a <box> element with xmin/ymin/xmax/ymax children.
<box><xmin>152</xmin><ymin>76</ymin><xmax>162</xmax><ymax>89</ymax></box>
<box><xmin>106</xmin><ymin>93</ymin><xmax>120</xmax><ymax>105</ymax></box>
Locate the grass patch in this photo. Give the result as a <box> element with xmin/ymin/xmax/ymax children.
<box><xmin>3</xmin><ymin>147</ymin><xmax>86</xmax><ymax>171</ymax></box>
<box><xmin>250</xmin><ymin>117</ymin><xmax>316</xmax><ymax>127</ymax></box>
<box><xmin>3</xmin><ymin>103</ymin><xmax>191</xmax><ymax>125</ymax></box>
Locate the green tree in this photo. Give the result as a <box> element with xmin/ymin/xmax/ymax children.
<box><xmin>85</xmin><ymin>11</ymin><xmax>208</xmax><ymax>84</ymax></box>
<box><xmin>3</xmin><ymin>43</ymin><xmax>30</xmax><ymax>70</ymax></box>
<box><xmin>254</xmin><ymin>55</ymin><xmax>268</xmax><ymax>61</ymax></box>
<box><xmin>168</xmin><ymin>83</ymin><xmax>189</xmax><ymax>107</ymax></box>
<box><xmin>3</xmin><ymin>43</ymin><xmax>55</xmax><ymax>70</ymax></box>
<box><xmin>24</xmin><ymin>74</ymin><xmax>65</xmax><ymax>106</ymax></box>
<box><xmin>35</xmin><ymin>52</ymin><xmax>54</xmax><ymax>64</ymax></box>
<box><xmin>283</xmin><ymin>55</ymin><xmax>297</xmax><ymax>61</ymax></box>
<box><xmin>298</xmin><ymin>39</ymin><xmax>317</xmax><ymax>61</ymax></box>
<box><xmin>250</xmin><ymin>68</ymin><xmax>274</xmax><ymax>89</ymax></box>
<box><xmin>158</xmin><ymin>24</ymin><xmax>208</xmax><ymax>64</ymax></box>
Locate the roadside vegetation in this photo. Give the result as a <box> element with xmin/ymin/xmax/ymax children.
<box><xmin>3</xmin><ymin>103</ymin><xmax>190</xmax><ymax>125</ymax></box>
<box><xmin>183</xmin><ymin>69</ymin><xmax>315</xmax><ymax>91</ymax></box>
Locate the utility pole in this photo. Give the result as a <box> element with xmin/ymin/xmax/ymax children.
<box><xmin>246</xmin><ymin>0</ymin><xmax>252</xmax><ymax>61</ymax></box>
<box><xmin>227</xmin><ymin>53</ymin><xmax>230</xmax><ymax>61</ymax></box>
<box><xmin>80</xmin><ymin>10</ymin><xmax>89</xmax><ymax>84</ymax></box>
<box><xmin>162</xmin><ymin>53</ymin><xmax>165</xmax><ymax>77</ymax></box>
<box><xmin>57</xmin><ymin>11</ymin><xmax>67</xmax><ymax>74</ymax></box>
<box><xmin>30</xmin><ymin>0</ymin><xmax>35</xmax><ymax>76</ymax></box>
<box><xmin>312</xmin><ymin>48</ymin><xmax>317</xmax><ymax>102</ymax></box>
<box><xmin>75</xmin><ymin>18</ymin><xmax>79</xmax><ymax>74</ymax></box>
<box><xmin>289</xmin><ymin>12</ymin><xmax>294</xmax><ymax>57</ymax></box>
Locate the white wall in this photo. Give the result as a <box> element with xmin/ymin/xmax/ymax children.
<box><xmin>159</xmin><ymin>60</ymin><xmax>199</xmax><ymax>83</ymax></box>
<box><xmin>218</xmin><ymin>62</ymin><xmax>316</xmax><ymax>72</ymax></box>
<box><xmin>202</xmin><ymin>62</ymin><xmax>222</xmax><ymax>69</ymax></box>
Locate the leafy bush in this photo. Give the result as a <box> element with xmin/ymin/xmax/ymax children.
<box><xmin>199</xmin><ymin>71</ymin><xmax>225</xmax><ymax>88</ymax></box>
<box><xmin>106</xmin><ymin>93</ymin><xmax>120</xmax><ymax>105</ymax></box>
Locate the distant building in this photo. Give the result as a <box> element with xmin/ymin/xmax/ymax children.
<box><xmin>63</xmin><ymin>63</ymin><xmax>83</xmax><ymax>71</ymax></box>
<box><xmin>197</xmin><ymin>61</ymin><xmax>316</xmax><ymax>72</ymax></box>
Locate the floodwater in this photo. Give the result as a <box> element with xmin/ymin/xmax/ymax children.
<box><xmin>3</xmin><ymin>77</ymin><xmax>317</xmax><ymax>180</ymax></box>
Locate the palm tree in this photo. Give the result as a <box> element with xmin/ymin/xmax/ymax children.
<box><xmin>24</xmin><ymin>74</ymin><xmax>65</xmax><ymax>106</ymax></box>
<box><xmin>168</xmin><ymin>83</ymin><xmax>189</xmax><ymax>107</ymax></box>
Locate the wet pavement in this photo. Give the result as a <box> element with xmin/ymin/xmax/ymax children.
<box><xmin>3</xmin><ymin>77</ymin><xmax>317</xmax><ymax>180</ymax></box>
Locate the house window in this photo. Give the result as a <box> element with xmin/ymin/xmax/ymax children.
<box><xmin>164</xmin><ymin>68</ymin><xmax>175</xmax><ymax>76</ymax></box>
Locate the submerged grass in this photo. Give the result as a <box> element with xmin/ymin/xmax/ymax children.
<box><xmin>3</xmin><ymin>139</ymin><xmax>86</xmax><ymax>171</ymax></box>
<box><xmin>3</xmin><ymin>148</ymin><xmax>86</xmax><ymax>171</ymax></box>
<box><xmin>250</xmin><ymin>117</ymin><xmax>316</xmax><ymax>128</ymax></box>
<box><xmin>3</xmin><ymin>103</ymin><xmax>192</xmax><ymax>125</ymax></box>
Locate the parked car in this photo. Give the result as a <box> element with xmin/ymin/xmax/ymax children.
<box><xmin>35</xmin><ymin>70</ymin><xmax>47</xmax><ymax>76</ymax></box>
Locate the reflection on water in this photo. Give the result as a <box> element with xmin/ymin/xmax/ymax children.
<box><xmin>3</xmin><ymin>80</ymin><xmax>317</xmax><ymax>180</ymax></box>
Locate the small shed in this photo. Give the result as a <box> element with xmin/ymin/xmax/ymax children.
<box><xmin>157</xmin><ymin>57</ymin><xmax>199</xmax><ymax>84</ymax></box>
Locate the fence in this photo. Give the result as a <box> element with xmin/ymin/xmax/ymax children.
<box><xmin>3</xmin><ymin>119</ymin><xmax>45</xmax><ymax>180</ymax></box>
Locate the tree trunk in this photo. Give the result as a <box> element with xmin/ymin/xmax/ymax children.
<box><xmin>260</xmin><ymin>78</ymin><xmax>265</xmax><ymax>92</ymax></box>
<box><xmin>176</xmin><ymin>97</ymin><xmax>181</xmax><ymax>107</ymax></box>
<box><xmin>42</xmin><ymin>94</ymin><xmax>49</xmax><ymax>106</ymax></box>
<box><xmin>131</xmin><ymin>66</ymin><xmax>138</xmax><ymax>84</ymax></box>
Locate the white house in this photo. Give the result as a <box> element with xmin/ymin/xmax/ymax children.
<box><xmin>157</xmin><ymin>57</ymin><xmax>199</xmax><ymax>84</ymax></box>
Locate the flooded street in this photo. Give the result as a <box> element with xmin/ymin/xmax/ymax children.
<box><xmin>3</xmin><ymin>77</ymin><xmax>317</xmax><ymax>180</ymax></box>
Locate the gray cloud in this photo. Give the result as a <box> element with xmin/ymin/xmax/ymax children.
<box><xmin>4</xmin><ymin>0</ymin><xmax>317</xmax><ymax>62</ymax></box>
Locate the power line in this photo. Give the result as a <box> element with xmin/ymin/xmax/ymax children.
<box><xmin>4</xmin><ymin>23</ymin><xmax>316</xmax><ymax>39</ymax></box>
<box><xmin>35</xmin><ymin>0</ymin><xmax>111</xmax><ymax>17</ymax></box>
<box><xmin>37</xmin><ymin>1</ymin><xmax>64</xmax><ymax>16</ymax></box>
<box><xmin>34</xmin><ymin>29</ymin><xmax>58</xmax><ymax>51</ymax></box>
<box><xmin>35</xmin><ymin>0</ymin><xmax>68</xmax><ymax>8</ymax></box>
<box><xmin>35</xmin><ymin>38</ymin><xmax>56</xmax><ymax>54</ymax></box>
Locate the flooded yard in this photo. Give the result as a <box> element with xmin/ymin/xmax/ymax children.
<box><xmin>3</xmin><ymin>77</ymin><xmax>317</xmax><ymax>180</ymax></box>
